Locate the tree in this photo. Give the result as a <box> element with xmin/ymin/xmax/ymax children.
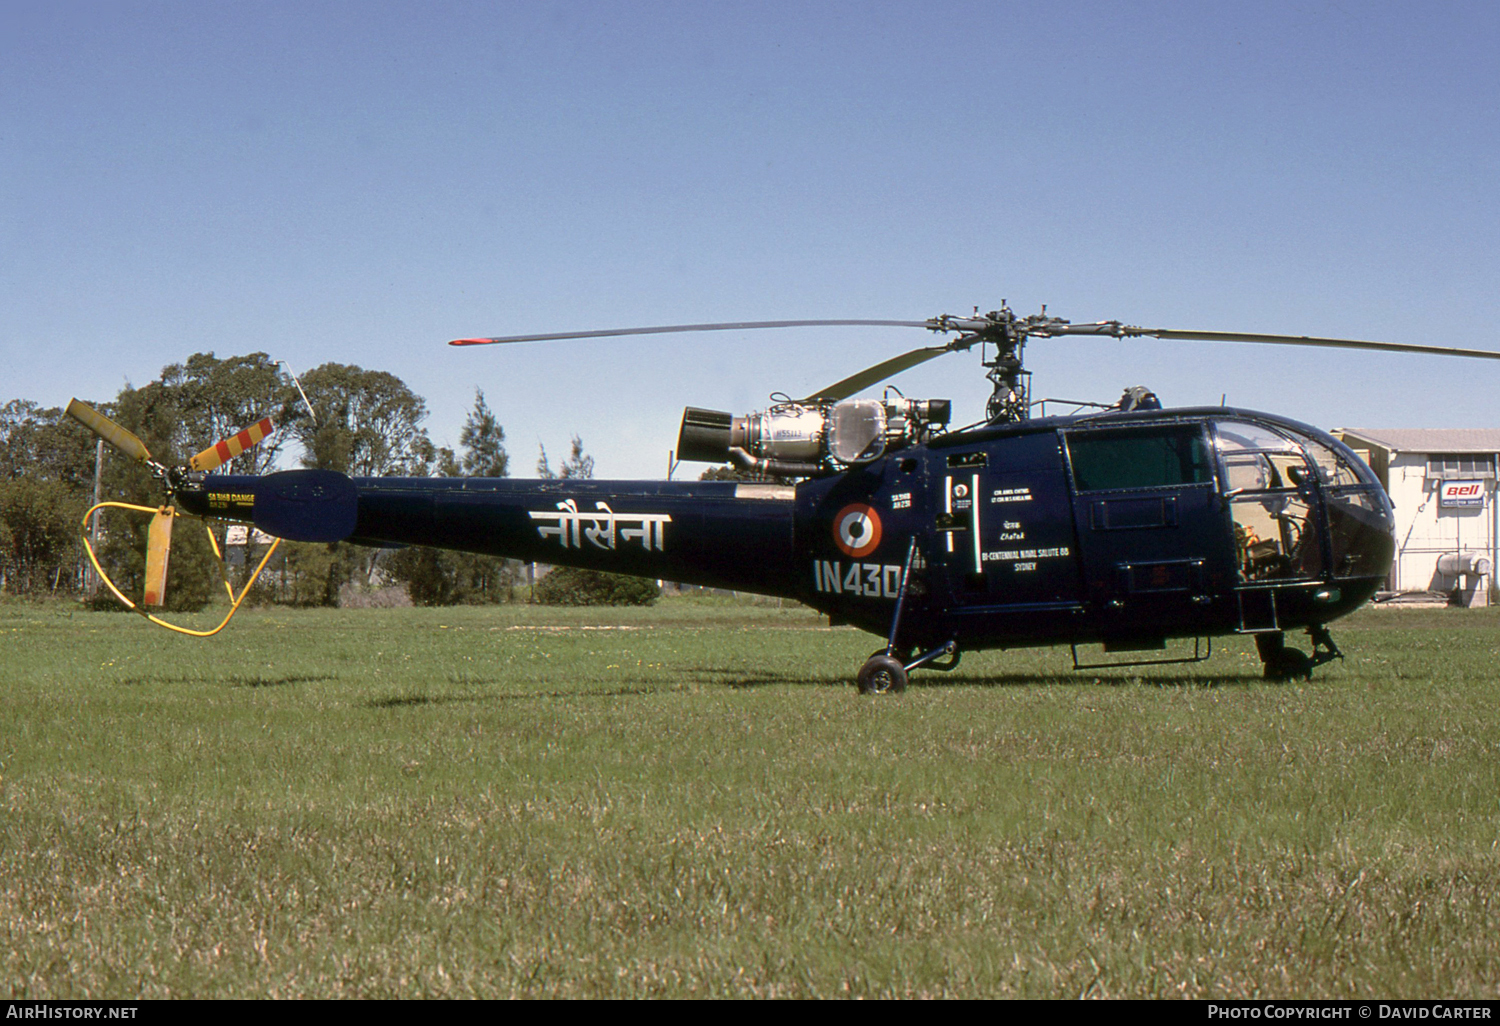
<box><xmin>264</xmin><ymin>541</ymin><xmax>360</xmax><ymax>608</ymax></box>
<box><xmin>1</xmin><ymin>400</ymin><xmax>98</xmax><ymax>489</ymax></box>
<box><xmin>3</xmin><ymin>355</ymin><xmax>292</xmax><ymax>601</ymax></box>
<box><xmin>386</xmin><ymin>542</ymin><xmax>517</xmax><ymax>606</ymax></box>
<box><xmin>699</xmin><ymin>464</ymin><xmax>761</xmax><ymax>482</ymax></box>
<box><xmin>292</xmin><ymin>363</ymin><xmax>435</xmax><ymax>477</ymax></box>
<box><xmin>0</xmin><ymin>401</ymin><xmax>95</xmax><ymax>596</ymax></box>
<box><xmin>459</xmin><ymin>389</ymin><xmax>508</xmax><ymax>478</ymax></box>
<box><xmin>0</xmin><ymin>478</ymin><xmax>81</xmax><ymax>595</ymax></box>
<box><xmin>384</xmin><ymin>389</ymin><xmax>517</xmax><ymax>605</ymax></box>
<box><xmin>157</xmin><ymin>352</ymin><xmax>299</xmax><ymax>476</ymax></box>
<box><xmin>533</xmin><ymin>565</ymin><xmax>659</xmax><ymax>606</ymax></box>
<box><xmin>280</xmin><ymin>363</ymin><xmax>438</xmax><ymax>603</ymax></box>
<box><xmin>536</xmin><ymin>435</ymin><xmax>594</xmax><ymax>480</ymax></box>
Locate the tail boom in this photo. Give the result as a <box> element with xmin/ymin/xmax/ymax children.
<box><xmin>178</xmin><ymin>474</ymin><xmax>799</xmax><ymax>597</ymax></box>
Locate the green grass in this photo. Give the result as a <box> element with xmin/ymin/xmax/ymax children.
<box><xmin>3</xmin><ymin>597</ymin><xmax>1499</xmax><ymax>998</ymax></box>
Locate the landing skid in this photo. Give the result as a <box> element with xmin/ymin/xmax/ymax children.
<box><xmin>1070</xmin><ymin>637</ymin><xmax>1213</xmax><ymax>671</ymax></box>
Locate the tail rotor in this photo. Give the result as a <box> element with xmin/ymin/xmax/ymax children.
<box><xmin>188</xmin><ymin>417</ymin><xmax>274</xmax><ymax>473</ymax></box>
<box><xmin>67</xmin><ymin>398</ymin><xmax>276</xmax><ymax>610</ymax></box>
<box><xmin>65</xmin><ymin>398</ymin><xmax>161</xmax><ymax>472</ymax></box>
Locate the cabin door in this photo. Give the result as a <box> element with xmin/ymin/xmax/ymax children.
<box><xmin>1064</xmin><ymin>422</ymin><xmax>1234</xmax><ymax>641</ymax></box>
<box><xmin>931</xmin><ymin>431</ymin><xmax>1083</xmax><ymax>612</ymax></box>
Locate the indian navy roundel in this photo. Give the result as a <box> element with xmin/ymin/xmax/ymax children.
<box><xmin>833</xmin><ymin>503</ymin><xmax>882</xmax><ymax>558</ymax></box>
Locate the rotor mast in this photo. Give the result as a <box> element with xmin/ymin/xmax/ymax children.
<box><xmin>923</xmin><ymin>304</ymin><xmax>1075</xmax><ymax>424</ymax></box>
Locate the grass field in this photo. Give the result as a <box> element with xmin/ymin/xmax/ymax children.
<box><xmin>3</xmin><ymin>596</ymin><xmax>1499</xmax><ymax>999</ymax></box>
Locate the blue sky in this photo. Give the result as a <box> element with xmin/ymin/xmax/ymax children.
<box><xmin>4</xmin><ymin>1</ymin><xmax>1498</xmax><ymax>478</ymax></box>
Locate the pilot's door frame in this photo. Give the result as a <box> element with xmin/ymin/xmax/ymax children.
<box><xmin>1213</xmin><ymin>420</ymin><xmax>1326</xmax><ymax>632</ymax></box>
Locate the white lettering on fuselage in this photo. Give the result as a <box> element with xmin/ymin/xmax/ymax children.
<box><xmin>811</xmin><ymin>560</ymin><xmax>904</xmax><ymax>599</ymax></box>
<box><xmin>530</xmin><ymin>499</ymin><xmax>671</xmax><ymax>551</ymax></box>
<box><xmin>984</xmin><ymin>546</ymin><xmax>1070</xmax><ymax>562</ymax></box>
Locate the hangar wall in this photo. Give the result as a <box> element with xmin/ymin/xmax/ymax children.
<box><xmin>1334</xmin><ymin>429</ymin><xmax>1498</xmax><ymax>606</ymax></box>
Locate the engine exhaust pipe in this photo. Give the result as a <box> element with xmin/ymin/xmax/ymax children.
<box><xmin>677</xmin><ymin>407</ymin><xmax>734</xmax><ymax>463</ymax></box>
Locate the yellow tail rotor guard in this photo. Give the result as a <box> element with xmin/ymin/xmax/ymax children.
<box><xmin>81</xmin><ymin>501</ymin><xmax>280</xmax><ymax>638</ymax></box>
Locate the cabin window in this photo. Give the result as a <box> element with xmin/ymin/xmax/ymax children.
<box><xmin>1222</xmin><ymin>450</ymin><xmax>1308</xmax><ymax>492</ymax></box>
<box><xmin>1066</xmin><ymin>426</ymin><xmax>1212</xmax><ymax>492</ymax></box>
<box><xmin>1230</xmin><ymin>491</ymin><xmax>1321</xmax><ymax>582</ymax></box>
<box><xmin>1326</xmin><ymin>488</ymin><xmax>1394</xmax><ymax>579</ymax></box>
<box><xmin>1213</xmin><ymin>422</ymin><xmax>1322</xmax><ymax>582</ymax></box>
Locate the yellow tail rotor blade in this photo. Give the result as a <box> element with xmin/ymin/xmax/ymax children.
<box><xmin>66</xmin><ymin>399</ymin><xmax>153</xmax><ymax>464</ymax></box>
<box><xmin>143</xmin><ymin>507</ymin><xmax>174</xmax><ymax>608</ymax></box>
<box><xmin>189</xmin><ymin>416</ymin><xmax>275</xmax><ymax>472</ymax></box>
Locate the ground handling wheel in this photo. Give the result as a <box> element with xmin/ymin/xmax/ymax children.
<box><xmin>1255</xmin><ymin>631</ymin><xmax>1313</xmax><ymax>682</ymax></box>
<box><xmin>856</xmin><ymin>654</ymin><xmax>908</xmax><ymax>695</ymax></box>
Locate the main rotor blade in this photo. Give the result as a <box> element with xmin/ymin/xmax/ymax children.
<box><xmin>450</xmin><ymin>319</ymin><xmax>929</xmax><ymax>346</ymax></box>
<box><xmin>1128</xmin><ymin>328</ymin><xmax>1500</xmax><ymax>361</ymax></box>
<box><xmin>801</xmin><ymin>346</ymin><xmax>958</xmax><ymax>403</ymax></box>
<box><xmin>65</xmin><ymin>399</ymin><xmax>153</xmax><ymax>464</ymax></box>
<box><xmin>189</xmin><ymin>416</ymin><xmax>275</xmax><ymax>473</ymax></box>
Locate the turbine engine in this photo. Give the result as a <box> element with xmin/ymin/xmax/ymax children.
<box><xmin>677</xmin><ymin>396</ymin><xmax>952</xmax><ymax>478</ymax></box>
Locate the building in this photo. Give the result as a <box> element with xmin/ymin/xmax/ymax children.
<box><xmin>1334</xmin><ymin>429</ymin><xmax>1499</xmax><ymax>605</ymax></box>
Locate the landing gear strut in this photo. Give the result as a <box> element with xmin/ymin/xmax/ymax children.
<box><xmin>854</xmin><ymin>538</ymin><xmax>959</xmax><ymax>694</ymax></box>
<box><xmin>1255</xmin><ymin>626</ymin><xmax>1343</xmax><ymax>682</ymax></box>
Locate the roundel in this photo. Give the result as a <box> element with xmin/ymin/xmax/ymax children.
<box><xmin>833</xmin><ymin>503</ymin><xmax>883</xmax><ymax>558</ymax></box>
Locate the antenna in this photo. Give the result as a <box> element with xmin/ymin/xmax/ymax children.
<box><xmin>278</xmin><ymin>361</ymin><xmax>317</xmax><ymax>426</ymax></box>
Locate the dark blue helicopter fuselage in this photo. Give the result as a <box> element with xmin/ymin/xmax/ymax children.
<box><xmin>793</xmin><ymin>407</ymin><xmax>1392</xmax><ymax>653</ymax></box>
<box><xmin>181</xmin><ymin>407</ymin><xmax>1393</xmax><ymax>656</ymax></box>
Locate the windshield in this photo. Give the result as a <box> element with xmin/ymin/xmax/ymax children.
<box><xmin>1214</xmin><ymin>420</ymin><xmax>1321</xmax><ymax>582</ymax></box>
<box><xmin>1214</xmin><ymin>417</ymin><xmax>1393</xmax><ymax>583</ymax></box>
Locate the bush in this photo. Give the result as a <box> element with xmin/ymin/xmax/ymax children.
<box><xmin>533</xmin><ymin>565</ymin><xmax>659</xmax><ymax>606</ymax></box>
<box><xmin>259</xmin><ymin>541</ymin><xmax>358</xmax><ymax>607</ymax></box>
<box><xmin>384</xmin><ymin>547</ymin><xmax>517</xmax><ymax>606</ymax></box>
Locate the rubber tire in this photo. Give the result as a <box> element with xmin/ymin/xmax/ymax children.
<box><xmin>857</xmin><ymin>654</ymin><xmax>908</xmax><ymax>694</ymax></box>
<box><xmin>1256</xmin><ymin>632</ymin><xmax>1312</xmax><ymax>682</ymax></box>
<box><xmin>1265</xmin><ymin>648</ymin><xmax>1313</xmax><ymax>682</ymax></box>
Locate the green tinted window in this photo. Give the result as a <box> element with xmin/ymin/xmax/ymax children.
<box><xmin>1068</xmin><ymin>426</ymin><xmax>1211</xmax><ymax>491</ymax></box>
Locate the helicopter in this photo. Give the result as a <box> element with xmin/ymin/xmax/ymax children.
<box><xmin>66</xmin><ymin>305</ymin><xmax>1500</xmax><ymax>691</ymax></box>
